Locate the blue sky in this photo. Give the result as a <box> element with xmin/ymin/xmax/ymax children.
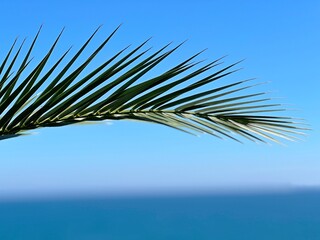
<box><xmin>0</xmin><ymin>0</ymin><xmax>319</xmax><ymax>199</ymax></box>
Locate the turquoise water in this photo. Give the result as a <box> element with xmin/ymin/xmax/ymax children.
<box><xmin>1</xmin><ymin>190</ymin><xmax>320</xmax><ymax>239</ymax></box>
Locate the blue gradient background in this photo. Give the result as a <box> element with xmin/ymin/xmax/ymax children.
<box><xmin>0</xmin><ymin>0</ymin><xmax>319</xmax><ymax>199</ymax></box>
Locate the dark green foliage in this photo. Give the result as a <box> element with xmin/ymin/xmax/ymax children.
<box><xmin>0</xmin><ymin>27</ymin><xmax>306</xmax><ymax>143</ymax></box>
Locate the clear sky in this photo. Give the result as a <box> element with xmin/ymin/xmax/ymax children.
<box><xmin>0</xmin><ymin>0</ymin><xmax>319</xmax><ymax>199</ymax></box>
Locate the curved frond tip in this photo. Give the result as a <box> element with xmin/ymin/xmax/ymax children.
<box><xmin>0</xmin><ymin>26</ymin><xmax>306</xmax><ymax>143</ymax></box>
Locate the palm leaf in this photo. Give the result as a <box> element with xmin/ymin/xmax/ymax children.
<box><xmin>0</xmin><ymin>26</ymin><xmax>307</xmax><ymax>143</ymax></box>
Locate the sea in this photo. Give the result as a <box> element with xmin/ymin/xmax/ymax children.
<box><xmin>1</xmin><ymin>189</ymin><xmax>320</xmax><ymax>240</ymax></box>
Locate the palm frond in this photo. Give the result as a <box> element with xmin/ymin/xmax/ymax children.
<box><xmin>0</xmin><ymin>26</ymin><xmax>307</xmax><ymax>143</ymax></box>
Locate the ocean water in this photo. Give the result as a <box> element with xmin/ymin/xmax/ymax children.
<box><xmin>1</xmin><ymin>190</ymin><xmax>320</xmax><ymax>240</ymax></box>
